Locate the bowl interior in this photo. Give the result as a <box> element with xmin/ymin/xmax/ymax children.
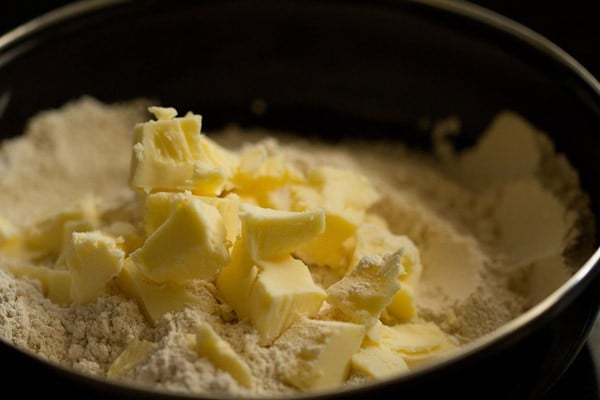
<box><xmin>0</xmin><ymin>0</ymin><xmax>599</xmax><ymax>398</ymax></box>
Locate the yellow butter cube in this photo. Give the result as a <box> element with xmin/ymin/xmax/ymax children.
<box><xmin>276</xmin><ymin>319</ymin><xmax>366</xmax><ymax>391</ymax></box>
<box><xmin>116</xmin><ymin>258</ymin><xmax>208</xmax><ymax>326</ymax></box>
<box><xmin>386</xmin><ymin>285</ymin><xmax>416</xmax><ymax>322</ymax></box>
<box><xmin>217</xmin><ymin>241</ymin><xmax>326</xmax><ymax>344</ymax></box>
<box><xmin>143</xmin><ymin>191</ymin><xmax>176</xmax><ymax>236</ymax></box>
<box><xmin>65</xmin><ymin>231</ymin><xmax>125</xmax><ymax>304</ymax></box>
<box><xmin>351</xmin><ymin>224</ymin><xmax>421</xmax><ymax>282</ymax></box>
<box><xmin>100</xmin><ymin>221</ymin><xmax>144</xmax><ymax>255</ymax></box>
<box><xmin>326</xmin><ymin>251</ymin><xmax>401</xmax><ymax>327</ymax></box>
<box><xmin>215</xmin><ymin>240</ymin><xmax>259</xmax><ymax>318</ymax></box>
<box><xmin>129</xmin><ymin>108</ymin><xmax>237</xmax><ymax>196</ymax></box>
<box><xmin>351</xmin><ymin>344</ymin><xmax>409</xmax><ymax>379</ymax></box>
<box><xmin>192</xmin><ymin>322</ymin><xmax>253</xmax><ymax>388</ymax></box>
<box><xmin>295</xmin><ymin>211</ymin><xmax>359</xmax><ymax>270</ymax></box>
<box><xmin>239</xmin><ymin>203</ymin><xmax>325</xmax><ymax>261</ymax></box>
<box><xmin>308</xmin><ymin>166</ymin><xmax>380</xmax><ymax>214</ymax></box>
<box><xmin>380</xmin><ymin>322</ymin><xmax>458</xmax><ymax>366</ymax></box>
<box><xmin>233</xmin><ymin>143</ymin><xmax>304</xmax><ymax>202</ymax></box>
<box><xmin>198</xmin><ymin>194</ymin><xmax>241</xmax><ymax>248</ymax></box>
<box><xmin>144</xmin><ymin>191</ymin><xmax>240</xmax><ymax>247</ymax></box>
<box><xmin>107</xmin><ymin>339</ymin><xmax>153</xmax><ymax>378</ymax></box>
<box><xmin>131</xmin><ymin>195</ymin><xmax>230</xmax><ymax>283</ymax></box>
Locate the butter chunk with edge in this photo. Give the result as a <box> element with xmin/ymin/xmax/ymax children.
<box><xmin>239</xmin><ymin>203</ymin><xmax>325</xmax><ymax>261</ymax></box>
<box><xmin>131</xmin><ymin>194</ymin><xmax>230</xmax><ymax>283</ymax></box>
<box><xmin>191</xmin><ymin>322</ymin><xmax>253</xmax><ymax>388</ymax></box>
<box><xmin>380</xmin><ymin>322</ymin><xmax>458</xmax><ymax>367</ymax></box>
<box><xmin>217</xmin><ymin>241</ymin><xmax>326</xmax><ymax>345</ymax></box>
<box><xmin>275</xmin><ymin>319</ymin><xmax>366</xmax><ymax>391</ymax></box>
<box><xmin>326</xmin><ymin>251</ymin><xmax>402</xmax><ymax>328</ymax></box>
<box><xmin>66</xmin><ymin>231</ymin><xmax>125</xmax><ymax>304</ymax></box>
<box><xmin>351</xmin><ymin>344</ymin><xmax>409</xmax><ymax>379</ymax></box>
<box><xmin>116</xmin><ymin>258</ymin><xmax>209</xmax><ymax>326</ymax></box>
<box><xmin>107</xmin><ymin>339</ymin><xmax>154</xmax><ymax>378</ymax></box>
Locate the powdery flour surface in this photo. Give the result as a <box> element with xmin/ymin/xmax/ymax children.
<box><xmin>0</xmin><ymin>97</ymin><xmax>593</xmax><ymax>396</ymax></box>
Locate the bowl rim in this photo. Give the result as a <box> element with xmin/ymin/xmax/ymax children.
<box><xmin>0</xmin><ymin>0</ymin><xmax>599</xmax><ymax>398</ymax></box>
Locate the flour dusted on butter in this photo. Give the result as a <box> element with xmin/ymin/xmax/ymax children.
<box><xmin>0</xmin><ymin>99</ymin><xmax>592</xmax><ymax>397</ymax></box>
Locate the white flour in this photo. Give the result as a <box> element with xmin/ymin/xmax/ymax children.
<box><xmin>0</xmin><ymin>97</ymin><xmax>593</xmax><ymax>396</ymax></box>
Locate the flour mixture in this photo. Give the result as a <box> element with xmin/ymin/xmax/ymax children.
<box><xmin>0</xmin><ymin>97</ymin><xmax>592</xmax><ymax>396</ymax></box>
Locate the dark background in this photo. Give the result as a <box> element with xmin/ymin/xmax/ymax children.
<box><xmin>1</xmin><ymin>1</ymin><xmax>599</xmax><ymax>399</ymax></box>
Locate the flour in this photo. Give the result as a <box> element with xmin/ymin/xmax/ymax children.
<box><xmin>0</xmin><ymin>97</ymin><xmax>593</xmax><ymax>396</ymax></box>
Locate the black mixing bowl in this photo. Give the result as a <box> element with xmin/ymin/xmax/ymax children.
<box><xmin>0</xmin><ymin>1</ymin><xmax>599</xmax><ymax>399</ymax></box>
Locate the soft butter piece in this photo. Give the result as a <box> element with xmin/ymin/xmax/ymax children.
<box><xmin>217</xmin><ymin>241</ymin><xmax>326</xmax><ymax>344</ymax></box>
<box><xmin>65</xmin><ymin>231</ymin><xmax>125</xmax><ymax>304</ymax></box>
<box><xmin>295</xmin><ymin>211</ymin><xmax>359</xmax><ymax>271</ymax></box>
<box><xmin>351</xmin><ymin>224</ymin><xmax>421</xmax><ymax>284</ymax></box>
<box><xmin>239</xmin><ymin>203</ymin><xmax>325</xmax><ymax>261</ymax></box>
<box><xmin>107</xmin><ymin>339</ymin><xmax>153</xmax><ymax>378</ymax></box>
<box><xmin>351</xmin><ymin>224</ymin><xmax>422</xmax><ymax>322</ymax></box>
<box><xmin>131</xmin><ymin>194</ymin><xmax>230</xmax><ymax>283</ymax></box>
<box><xmin>380</xmin><ymin>322</ymin><xmax>458</xmax><ymax>366</ymax></box>
<box><xmin>351</xmin><ymin>344</ymin><xmax>409</xmax><ymax>379</ymax></box>
<box><xmin>129</xmin><ymin>107</ymin><xmax>237</xmax><ymax>195</ymax></box>
<box><xmin>326</xmin><ymin>251</ymin><xmax>402</xmax><ymax>328</ymax></box>
<box><xmin>308</xmin><ymin>166</ymin><xmax>380</xmax><ymax>214</ymax></box>
<box><xmin>5</xmin><ymin>262</ymin><xmax>71</xmax><ymax>305</ymax></box>
<box><xmin>293</xmin><ymin>166</ymin><xmax>381</xmax><ymax>271</ymax></box>
<box><xmin>233</xmin><ymin>142</ymin><xmax>305</xmax><ymax>203</ymax></box>
<box><xmin>385</xmin><ymin>285</ymin><xmax>417</xmax><ymax>323</ymax></box>
<box><xmin>144</xmin><ymin>192</ymin><xmax>240</xmax><ymax>247</ymax></box>
<box><xmin>100</xmin><ymin>221</ymin><xmax>144</xmax><ymax>255</ymax></box>
<box><xmin>116</xmin><ymin>258</ymin><xmax>208</xmax><ymax>326</ymax></box>
<box><xmin>197</xmin><ymin>194</ymin><xmax>241</xmax><ymax>248</ymax></box>
<box><xmin>191</xmin><ymin>322</ymin><xmax>253</xmax><ymax>388</ymax></box>
<box><xmin>275</xmin><ymin>319</ymin><xmax>365</xmax><ymax>391</ymax></box>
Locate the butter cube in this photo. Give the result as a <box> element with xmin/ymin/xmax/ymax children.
<box><xmin>217</xmin><ymin>241</ymin><xmax>326</xmax><ymax>344</ymax></box>
<box><xmin>295</xmin><ymin>211</ymin><xmax>359</xmax><ymax>270</ymax></box>
<box><xmin>234</xmin><ymin>143</ymin><xmax>305</xmax><ymax>202</ymax></box>
<box><xmin>351</xmin><ymin>224</ymin><xmax>421</xmax><ymax>284</ymax></box>
<box><xmin>192</xmin><ymin>322</ymin><xmax>253</xmax><ymax>388</ymax></box>
<box><xmin>350</xmin><ymin>224</ymin><xmax>422</xmax><ymax>322</ymax></box>
<box><xmin>351</xmin><ymin>345</ymin><xmax>409</xmax><ymax>379</ymax></box>
<box><xmin>129</xmin><ymin>108</ymin><xmax>237</xmax><ymax>196</ymax></box>
<box><xmin>215</xmin><ymin>240</ymin><xmax>258</xmax><ymax>318</ymax></box>
<box><xmin>143</xmin><ymin>192</ymin><xmax>176</xmax><ymax>236</ymax></box>
<box><xmin>308</xmin><ymin>166</ymin><xmax>380</xmax><ymax>214</ymax></box>
<box><xmin>5</xmin><ymin>263</ymin><xmax>72</xmax><ymax>305</ymax></box>
<box><xmin>292</xmin><ymin>166</ymin><xmax>380</xmax><ymax>271</ymax></box>
<box><xmin>386</xmin><ymin>285</ymin><xmax>416</xmax><ymax>322</ymax></box>
<box><xmin>380</xmin><ymin>322</ymin><xmax>458</xmax><ymax>366</ymax></box>
<box><xmin>131</xmin><ymin>195</ymin><xmax>230</xmax><ymax>283</ymax></box>
<box><xmin>65</xmin><ymin>231</ymin><xmax>125</xmax><ymax>304</ymax></box>
<box><xmin>24</xmin><ymin>194</ymin><xmax>100</xmax><ymax>258</ymax></box>
<box><xmin>326</xmin><ymin>251</ymin><xmax>401</xmax><ymax>327</ymax></box>
<box><xmin>144</xmin><ymin>191</ymin><xmax>240</xmax><ymax>245</ymax></box>
<box><xmin>276</xmin><ymin>319</ymin><xmax>365</xmax><ymax>390</ymax></box>
<box><xmin>107</xmin><ymin>339</ymin><xmax>153</xmax><ymax>378</ymax></box>
<box><xmin>116</xmin><ymin>258</ymin><xmax>208</xmax><ymax>326</ymax></box>
<box><xmin>101</xmin><ymin>222</ymin><xmax>144</xmax><ymax>255</ymax></box>
<box><xmin>198</xmin><ymin>194</ymin><xmax>241</xmax><ymax>248</ymax></box>
<box><xmin>239</xmin><ymin>203</ymin><xmax>325</xmax><ymax>261</ymax></box>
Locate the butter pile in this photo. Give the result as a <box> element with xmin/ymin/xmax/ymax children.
<box><xmin>0</xmin><ymin>106</ymin><xmax>458</xmax><ymax>392</ymax></box>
